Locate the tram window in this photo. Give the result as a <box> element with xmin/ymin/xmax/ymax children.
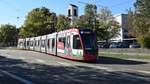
<box><xmin>41</xmin><ymin>40</ymin><xmax>45</xmax><ymax>47</ymax></box>
<box><xmin>67</xmin><ymin>36</ymin><xmax>70</xmax><ymax>48</ymax></box>
<box><xmin>59</xmin><ymin>38</ymin><xmax>62</xmax><ymax>42</ymax></box>
<box><xmin>52</xmin><ymin>39</ymin><xmax>55</xmax><ymax>49</ymax></box>
<box><xmin>27</xmin><ymin>41</ymin><xmax>29</xmax><ymax>46</ymax></box>
<box><xmin>47</xmin><ymin>39</ymin><xmax>50</xmax><ymax>48</ymax></box>
<box><xmin>68</xmin><ymin>9</ymin><xmax>71</xmax><ymax>17</ymax></box>
<box><xmin>30</xmin><ymin>41</ymin><xmax>32</xmax><ymax>46</ymax></box>
<box><xmin>30</xmin><ymin>41</ymin><xmax>33</xmax><ymax>46</ymax></box>
<box><xmin>35</xmin><ymin>40</ymin><xmax>37</xmax><ymax>46</ymax></box>
<box><xmin>73</xmin><ymin>35</ymin><xmax>82</xmax><ymax>49</ymax></box>
<box><xmin>74</xmin><ymin>9</ymin><xmax>77</xmax><ymax>16</ymax></box>
<box><xmin>34</xmin><ymin>40</ymin><xmax>36</xmax><ymax>46</ymax></box>
<box><xmin>62</xmin><ymin>37</ymin><xmax>66</xmax><ymax>47</ymax></box>
<box><xmin>24</xmin><ymin>42</ymin><xmax>26</xmax><ymax>46</ymax></box>
<box><xmin>59</xmin><ymin>38</ymin><xmax>60</xmax><ymax>42</ymax></box>
<box><xmin>38</xmin><ymin>40</ymin><xmax>40</xmax><ymax>46</ymax></box>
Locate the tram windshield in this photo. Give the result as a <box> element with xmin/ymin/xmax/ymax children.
<box><xmin>80</xmin><ymin>30</ymin><xmax>97</xmax><ymax>50</ymax></box>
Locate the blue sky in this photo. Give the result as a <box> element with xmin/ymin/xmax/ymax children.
<box><xmin>0</xmin><ymin>0</ymin><xmax>135</xmax><ymax>27</ymax></box>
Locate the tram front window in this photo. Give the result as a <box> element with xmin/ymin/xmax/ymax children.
<box><xmin>82</xmin><ymin>35</ymin><xmax>95</xmax><ymax>49</ymax></box>
<box><xmin>73</xmin><ymin>35</ymin><xmax>82</xmax><ymax>49</ymax></box>
<box><xmin>80</xmin><ymin>30</ymin><xmax>97</xmax><ymax>50</ymax></box>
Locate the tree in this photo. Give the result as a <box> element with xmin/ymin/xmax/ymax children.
<box><xmin>134</xmin><ymin>0</ymin><xmax>150</xmax><ymax>20</ymax></box>
<box><xmin>76</xmin><ymin>15</ymin><xmax>94</xmax><ymax>29</ymax></box>
<box><xmin>0</xmin><ymin>24</ymin><xmax>18</xmax><ymax>46</ymax></box>
<box><xmin>76</xmin><ymin>4</ymin><xmax>97</xmax><ymax>29</ymax></box>
<box><xmin>19</xmin><ymin>7</ymin><xmax>57</xmax><ymax>38</ymax></box>
<box><xmin>126</xmin><ymin>0</ymin><xmax>150</xmax><ymax>48</ymax></box>
<box><xmin>56</xmin><ymin>15</ymin><xmax>70</xmax><ymax>32</ymax></box>
<box><xmin>98</xmin><ymin>7</ymin><xmax>114</xmax><ymax>22</ymax></box>
<box><xmin>97</xmin><ymin>7</ymin><xmax>120</xmax><ymax>41</ymax></box>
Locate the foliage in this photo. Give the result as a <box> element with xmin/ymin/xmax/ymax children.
<box><xmin>126</xmin><ymin>0</ymin><xmax>150</xmax><ymax>48</ymax></box>
<box><xmin>126</xmin><ymin>9</ymin><xmax>150</xmax><ymax>37</ymax></box>
<box><xmin>56</xmin><ymin>15</ymin><xmax>70</xmax><ymax>31</ymax></box>
<box><xmin>138</xmin><ymin>34</ymin><xmax>150</xmax><ymax>48</ymax></box>
<box><xmin>0</xmin><ymin>24</ymin><xmax>18</xmax><ymax>45</ymax></box>
<box><xmin>76</xmin><ymin>4</ymin><xmax>97</xmax><ymax>29</ymax></box>
<box><xmin>97</xmin><ymin>7</ymin><xmax>114</xmax><ymax>22</ymax></box>
<box><xmin>134</xmin><ymin>0</ymin><xmax>150</xmax><ymax>19</ymax></box>
<box><xmin>19</xmin><ymin>7</ymin><xmax>57</xmax><ymax>38</ymax></box>
<box><xmin>97</xmin><ymin>20</ymin><xmax>120</xmax><ymax>41</ymax></box>
<box><xmin>76</xmin><ymin>15</ymin><xmax>94</xmax><ymax>29</ymax></box>
<box><xmin>97</xmin><ymin>7</ymin><xmax>120</xmax><ymax>41</ymax></box>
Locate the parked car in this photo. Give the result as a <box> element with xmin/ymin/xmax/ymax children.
<box><xmin>129</xmin><ymin>43</ymin><xmax>140</xmax><ymax>48</ymax></box>
<box><xmin>97</xmin><ymin>42</ymin><xmax>110</xmax><ymax>48</ymax></box>
<box><xmin>117</xmin><ymin>42</ymin><xmax>129</xmax><ymax>48</ymax></box>
<box><xmin>109</xmin><ymin>42</ymin><xmax>118</xmax><ymax>48</ymax></box>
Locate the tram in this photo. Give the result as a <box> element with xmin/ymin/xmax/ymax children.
<box><xmin>17</xmin><ymin>28</ymin><xmax>98</xmax><ymax>61</ymax></box>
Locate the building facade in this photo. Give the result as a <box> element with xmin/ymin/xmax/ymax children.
<box><xmin>68</xmin><ymin>4</ymin><xmax>78</xmax><ymax>26</ymax></box>
<box><xmin>111</xmin><ymin>14</ymin><xmax>132</xmax><ymax>42</ymax></box>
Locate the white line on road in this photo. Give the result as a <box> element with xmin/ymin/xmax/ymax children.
<box><xmin>0</xmin><ymin>69</ymin><xmax>34</xmax><ymax>84</ymax></box>
<box><xmin>19</xmin><ymin>57</ymin><xmax>26</xmax><ymax>60</ymax></box>
<box><xmin>35</xmin><ymin>59</ymin><xmax>45</xmax><ymax>63</ymax></box>
<box><xmin>136</xmin><ymin>70</ymin><xmax>150</xmax><ymax>74</ymax></box>
<box><xmin>128</xmin><ymin>69</ymin><xmax>150</xmax><ymax>75</ymax></box>
<box><xmin>57</xmin><ymin>62</ymin><xmax>71</xmax><ymax>66</ymax></box>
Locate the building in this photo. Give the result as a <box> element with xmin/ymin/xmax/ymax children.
<box><xmin>111</xmin><ymin>14</ymin><xmax>135</xmax><ymax>42</ymax></box>
<box><xmin>68</xmin><ymin>4</ymin><xmax>78</xmax><ymax>26</ymax></box>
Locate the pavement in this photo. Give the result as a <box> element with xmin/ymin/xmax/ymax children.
<box><xmin>0</xmin><ymin>49</ymin><xmax>150</xmax><ymax>84</ymax></box>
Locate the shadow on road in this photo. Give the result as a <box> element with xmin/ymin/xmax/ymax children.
<box><xmin>0</xmin><ymin>56</ymin><xmax>150</xmax><ymax>84</ymax></box>
<box><xmin>96</xmin><ymin>56</ymin><xmax>148</xmax><ymax>65</ymax></box>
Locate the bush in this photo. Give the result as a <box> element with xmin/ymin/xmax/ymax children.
<box><xmin>138</xmin><ymin>34</ymin><xmax>150</xmax><ymax>48</ymax></box>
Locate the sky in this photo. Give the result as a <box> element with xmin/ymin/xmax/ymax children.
<box><xmin>0</xmin><ymin>0</ymin><xmax>135</xmax><ymax>28</ymax></box>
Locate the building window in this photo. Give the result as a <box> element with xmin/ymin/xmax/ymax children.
<box><xmin>68</xmin><ymin>9</ymin><xmax>71</xmax><ymax>17</ymax></box>
<box><xmin>74</xmin><ymin>9</ymin><xmax>77</xmax><ymax>16</ymax></box>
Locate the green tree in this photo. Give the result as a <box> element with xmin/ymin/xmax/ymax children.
<box><xmin>0</xmin><ymin>24</ymin><xmax>18</xmax><ymax>46</ymax></box>
<box><xmin>76</xmin><ymin>15</ymin><xmax>94</xmax><ymax>29</ymax></box>
<box><xmin>56</xmin><ymin>15</ymin><xmax>70</xmax><ymax>32</ymax></box>
<box><xmin>76</xmin><ymin>4</ymin><xmax>97</xmax><ymax>29</ymax></box>
<box><xmin>97</xmin><ymin>7</ymin><xmax>120</xmax><ymax>41</ymax></box>
<box><xmin>19</xmin><ymin>7</ymin><xmax>57</xmax><ymax>38</ymax></box>
<box><xmin>134</xmin><ymin>0</ymin><xmax>150</xmax><ymax>19</ymax></box>
<box><xmin>126</xmin><ymin>0</ymin><xmax>150</xmax><ymax>48</ymax></box>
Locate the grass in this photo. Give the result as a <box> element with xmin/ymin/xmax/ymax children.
<box><xmin>99</xmin><ymin>52</ymin><xmax>150</xmax><ymax>61</ymax></box>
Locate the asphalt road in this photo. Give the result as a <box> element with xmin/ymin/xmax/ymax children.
<box><xmin>0</xmin><ymin>49</ymin><xmax>150</xmax><ymax>84</ymax></box>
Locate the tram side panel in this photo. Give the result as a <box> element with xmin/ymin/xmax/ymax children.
<box><xmin>56</xmin><ymin>30</ymin><xmax>84</xmax><ymax>61</ymax></box>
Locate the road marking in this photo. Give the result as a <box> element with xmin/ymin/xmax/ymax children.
<box><xmin>35</xmin><ymin>59</ymin><xmax>45</xmax><ymax>63</ymax></box>
<box><xmin>0</xmin><ymin>69</ymin><xmax>34</xmax><ymax>84</ymax></box>
<box><xmin>57</xmin><ymin>62</ymin><xmax>71</xmax><ymax>66</ymax></box>
<box><xmin>136</xmin><ymin>70</ymin><xmax>150</xmax><ymax>74</ymax></box>
<box><xmin>93</xmin><ymin>66</ymin><xmax>112</xmax><ymax>71</ymax></box>
<box><xmin>19</xmin><ymin>57</ymin><xmax>26</xmax><ymax>60</ymax></box>
<box><xmin>127</xmin><ymin>69</ymin><xmax>150</xmax><ymax>75</ymax></box>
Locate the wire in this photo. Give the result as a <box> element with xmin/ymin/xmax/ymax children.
<box><xmin>110</xmin><ymin>0</ymin><xmax>134</xmax><ymax>8</ymax></box>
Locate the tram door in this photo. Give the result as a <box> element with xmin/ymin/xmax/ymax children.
<box><xmin>52</xmin><ymin>38</ymin><xmax>57</xmax><ymax>55</ymax></box>
<box><xmin>66</xmin><ymin>34</ymin><xmax>72</xmax><ymax>57</ymax></box>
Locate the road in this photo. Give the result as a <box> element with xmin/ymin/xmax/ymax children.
<box><xmin>0</xmin><ymin>49</ymin><xmax>150</xmax><ymax>84</ymax></box>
